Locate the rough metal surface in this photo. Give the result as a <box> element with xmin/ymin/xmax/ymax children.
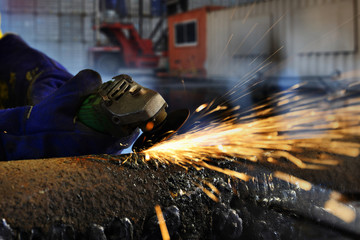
<box><xmin>0</xmin><ymin>154</ymin><xmax>215</xmax><ymax>239</ymax></box>
<box><xmin>0</xmin><ymin>154</ymin><xmax>359</xmax><ymax>239</ymax></box>
<box><xmin>0</xmin><ymin>155</ymin><xmax>163</xmax><ymax>236</ymax></box>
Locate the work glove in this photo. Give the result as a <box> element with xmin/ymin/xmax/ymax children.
<box><xmin>0</xmin><ymin>70</ymin><xmax>139</xmax><ymax>160</ymax></box>
<box><xmin>0</xmin><ymin>33</ymin><xmax>73</xmax><ymax>108</ymax></box>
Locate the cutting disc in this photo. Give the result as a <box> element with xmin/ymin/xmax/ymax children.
<box><xmin>132</xmin><ymin>109</ymin><xmax>190</xmax><ymax>152</ymax></box>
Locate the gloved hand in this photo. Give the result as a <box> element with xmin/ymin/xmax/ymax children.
<box><xmin>0</xmin><ymin>70</ymin><xmax>139</xmax><ymax>160</ymax></box>
<box><xmin>0</xmin><ymin>33</ymin><xmax>73</xmax><ymax>108</ymax></box>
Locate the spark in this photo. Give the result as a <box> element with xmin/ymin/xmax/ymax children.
<box><xmin>232</xmin><ymin>23</ymin><xmax>259</xmax><ymax>57</ymax></box>
<box><xmin>145</xmin><ymin>121</ymin><xmax>155</xmax><ymax>131</ymax></box>
<box><xmin>132</xmin><ymin>3</ymin><xmax>360</xmax><ymax>224</ymax></box>
<box><xmin>324</xmin><ymin>192</ymin><xmax>356</xmax><ymax>223</ymax></box>
<box><xmin>230</xmin><ymin>6</ymin><xmax>237</xmax><ymax>20</ymax></box>
<box><xmin>194</xmin><ymin>182</ymin><xmax>219</xmax><ymax>202</ymax></box>
<box><xmin>242</xmin><ymin>2</ymin><xmax>256</xmax><ymax>24</ymax></box>
<box><xmin>195</xmin><ymin>103</ymin><xmax>208</xmax><ymax>112</ymax></box>
<box><xmin>215</xmin><ymin>33</ymin><xmax>234</xmax><ymax>69</ymax></box>
<box><xmin>246</xmin><ymin>13</ymin><xmax>286</xmax><ymax>55</ymax></box>
<box><xmin>300</xmin><ymin>13</ymin><xmax>360</xmax><ymax>53</ymax></box>
<box><xmin>249</xmin><ymin>45</ymin><xmax>284</xmax><ymax>66</ymax></box>
<box><xmin>181</xmin><ymin>79</ymin><xmax>186</xmax><ymax>92</ymax></box>
<box><xmin>202</xmin><ymin>180</ymin><xmax>221</xmax><ymax>195</ymax></box>
<box><xmin>217</xmin><ymin>145</ymin><xmax>225</xmax><ymax>151</ymax></box>
<box><xmin>155</xmin><ymin>205</ymin><xmax>170</xmax><ymax>240</ymax></box>
<box><xmin>273</xmin><ymin>171</ymin><xmax>312</xmax><ymax>191</ymax></box>
<box><xmin>142</xmin><ymin>84</ymin><xmax>360</xmax><ymax>175</ymax></box>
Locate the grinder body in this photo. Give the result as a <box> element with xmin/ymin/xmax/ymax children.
<box><xmin>78</xmin><ymin>74</ymin><xmax>168</xmax><ymax>137</ymax></box>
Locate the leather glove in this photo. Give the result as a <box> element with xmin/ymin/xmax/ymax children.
<box><xmin>0</xmin><ymin>70</ymin><xmax>139</xmax><ymax>160</ymax></box>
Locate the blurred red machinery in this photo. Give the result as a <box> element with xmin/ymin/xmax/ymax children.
<box><xmin>89</xmin><ymin>0</ymin><xmax>189</xmax><ymax>75</ymax></box>
<box><xmin>89</xmin><ymin>22</ymin><xmax>159</xmax><ymax>74</ymax></box>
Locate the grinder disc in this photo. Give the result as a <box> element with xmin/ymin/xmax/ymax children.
<box><xmin>132</xmin><ymin>109</ymin><xmax>190</xmax><ymax>152</ymax></box>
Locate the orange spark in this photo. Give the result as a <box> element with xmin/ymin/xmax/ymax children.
<box><xmin>242</xmin><ymin>2</ymin><xmax>256</xmax><ymax>23</ymax></box>
<box><xmin>202</xmin><ymin>180</ymin><xmax>221</xmax><ymax>195</ymax></box>
<box><xmin>145</xmin><ymin>121</ymin><xmax>155</xmax><ymax>131</ymax></box>
<box><xmin>215</xmin><ymin>33</ymin><xmax>234</xmax><ymax>69</ymax></box>
<box><xmin>194</xmin><ymin>182</ymin><xmax>219</xmax><ymax>202</ymax></box>
<box><xmin>232</xmin><ymin>23</ymin><xmax>258</xmax><ymax>57</ymax></box>
<box><xmin>155</xmin><ymin>205</ymin><xmax>170</xmax><ymax>240</ymax></box>
<box><xmin>142</xmin><ymin>84</ymin><xmax>360</xmax><ymax>174</ymax></box>
<box><xmin>273</xmin><ymin>171</ymin><xmax>312</xmax><ymax>191</ymax></box>
<box><xmin>324</xmin><ymin>192</ymin><xmax>356</xmax><ymax>223</ymax></box>
<box><xmin>246</xmin><ymin>13</ymin><xmax>286</xmax><ymax>55</ymax></box>
<box><xmin>196</xmin><ymin>103</ymin><xmax>208</xmax><ymax>112</ymax></box>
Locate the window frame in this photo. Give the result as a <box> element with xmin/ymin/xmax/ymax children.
<box><xmin>174</xmin><ymin>19</ymin><xmax>198</xmax><ymax>47</ymax></box>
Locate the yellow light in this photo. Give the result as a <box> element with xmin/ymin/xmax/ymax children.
<box><xmin>324</xmin><ymin>192</ymin><xmax>356</xmax><ymax>223</ymax></box>
<box><xmin>155</xmin><ymin>205</ymin><xmax>170</xmax><ymax>240</ymax></box>
<box><xmin>137</xmin><ymin>79</ymin><xmax>360</xmax><ymax>188</ymax></box>
<box><xmin>145</xmin><ymin>121</ymin><xmax>155</xmax><ymax>131</ymax></box>
<box><xmin>273</xmin><ymin>171</ymin><xmax>312</xmax><ymax>191</ymax></box>
<box><xmin>196</xmin><ymin>103</ymin><xmax>208</xmax><ymax>112</ymax></box>
<box><xmin>194</xmin><ymin>182</ymin><xmax>219</xmax><ymax>202</ymax></box>
<box><xmin>0</xmin><ymin>13</ymin><xmax>3</xmax><ymax>39</ymax></box>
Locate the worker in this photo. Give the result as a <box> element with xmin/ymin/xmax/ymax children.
<box><xmin>0</xmin><ymin>33</ymin><xmax>139</xmax><ymax>160</ymax></box>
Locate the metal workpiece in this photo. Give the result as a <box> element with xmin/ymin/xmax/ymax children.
<box><xmin>0</xmin><ymin>154</ymin><xmax>170</xmax><ymax>238</ymax></box>
<box><xmin>0</xmin><ymin>154</ymin><xmax>359</xmax><ymax>239</ymax></box>
<box><xmin>0</xmin><ymin>154</ymin><xmax>214</xmax><ymax>239</ymax></box>
<box><xmin>237</xmin><ymin>164</ymin><xmax>360</xmax><ymax>236</ymax></box>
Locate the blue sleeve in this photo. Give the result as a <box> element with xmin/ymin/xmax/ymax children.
<box><xmin>0</xmin><ymin>70</ymin><xmax>139</xmax><ymax>160</ymax></box>
<box><xmin>0</xmin><ymin>34</ymin><xmax>73</xmax><ymax>107</ymax></box>
<box><xmin>0</xmin><ymin>36</ymin><xmax>139</xmax><ymax>160</ymax></box>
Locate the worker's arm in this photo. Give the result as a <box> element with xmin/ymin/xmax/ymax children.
<box><xmin>0</xmin><ymin>70</ymin><xmax>139</xmax><ymax>160</ymax></box>
<box><xmin>0</xmin><ymin>34</ymin><xmax>138</xmax><ymax>160</ymax></box>
<box><xmin>0</xmin><ymin>34</ymin><xmax>73</xmax><ymax>108</ymax></box>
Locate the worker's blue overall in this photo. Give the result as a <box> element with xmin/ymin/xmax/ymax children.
<box><xmin>0</xmin><ymin>34</ymin><xmax>137</xmax><ymax>160</ymax></box>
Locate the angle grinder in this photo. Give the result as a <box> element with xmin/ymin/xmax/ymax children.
<box><xmin>77</xmin><ymin>74</ymin><xmax>189</xmax><ymax>152</ymax></box>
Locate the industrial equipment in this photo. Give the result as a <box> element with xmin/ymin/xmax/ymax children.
<box><xmin>78</xmin><ymin>74</ymin><xmax>189</xmax><ymax>151</ymax></box>
<box><xmin>89</xmin><ymin>23</ymin><xmax>159</xmax><ymax>74</ymax></box>
<box><xmin>89</xmin><ymin>0</ymin><xmax>190</xmax><ymax>75</ymax></box>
